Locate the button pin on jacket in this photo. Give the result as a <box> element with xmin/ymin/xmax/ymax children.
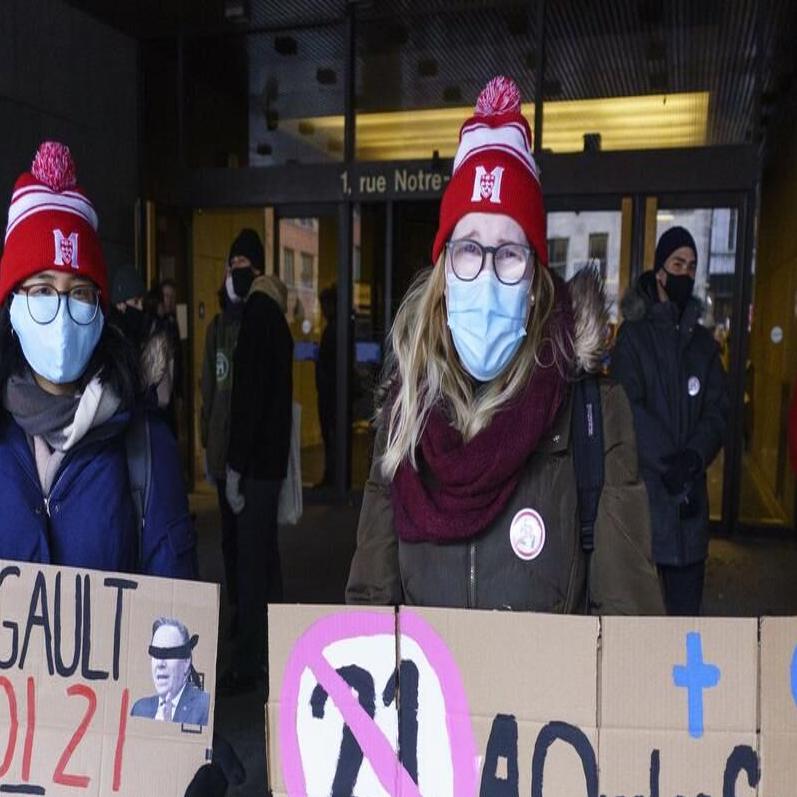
<box><xmin>688</xmin><ymin>376</ymin><xmax>701</xmax><ymax>397</ymax></box>
<box><xmin>509</xmin><ymin>508</ymin><xmax>546</xmax><ymax>561</ymax></box>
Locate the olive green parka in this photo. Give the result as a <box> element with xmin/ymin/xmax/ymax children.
<box><xmin>346</xmin><ymin>270</ymin><xmax>664</xmax><ymax>615</ymax></box>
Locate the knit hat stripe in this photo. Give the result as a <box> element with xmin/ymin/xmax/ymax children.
<box><xmin>11</xmin><ymin>185</ymin><xmax>96</xmax><ymax>207</ymax></box>
<box><xmin>460</xmin><ymin>119</ymin><xmax>532</xmax><ymax>150</ymax></box>
<box><xmin>7</xmin><ymin>192</ymin><xmax>98</xmax><ymax>240</ymax></box>
<box><xmin>455</xmin><ymin>142</ymin><xmax>539</xmax><ymax>178</ymax></box>
<box><xmin>454</xmin><ymin>123</ymin><xmax>537</xmax><ymax>176</ymax></box>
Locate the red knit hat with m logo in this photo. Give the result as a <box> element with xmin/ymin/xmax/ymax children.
<box><xmin>0</xmin><ymin>142</ymin><xmax>109</xmax><ymax>310</ymax></box>
<box><xmin>432</xmin><ymin>77</ymin><xmax>547</xmax><ymax>267</ymax></box>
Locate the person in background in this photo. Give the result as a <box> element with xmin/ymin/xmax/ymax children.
<box><xmin>611</xmin><ymin>226</ymin><xmax>728</xmax><ymax>616</ymax></box>
<box><xmin>110</xmin><ymin>264</ymin><xmax>146</xmax><ymax>348</ymax></box>
<box><xmin>135</xmin><ymin>285</ymin><xmax>175</xmax><ymax>420</ymax></box>
<box><xmin>201</xmin><ymin>257</ymin><xmax>245</xmax><ymax>635</ymax></box>
<box><xmin>110</xmin><ymin>265</ymin><xmax>176</xmax><ymax>410</ymax></box>
<box><xmin>145</xmin><ymin>278</ymin><xmax>180</xmax><ymax>434</ymax></box>
<box><xmin>346</xmin><ymin>78</ymin><xmax>663</xmax><ymax>615</ymax></box>
<box><xmin>315</xmin><ymin>284</ymin><xmax>337</xmax><ymax>487</ymax></box>
<box><xmin>220</xmin><ymin>229</ymin><xmax>294</xmax><ymax>696</ymax></box>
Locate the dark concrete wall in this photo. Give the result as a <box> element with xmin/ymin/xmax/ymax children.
<box><xmin>0</xmin><ymin>0</ymin><xmax>138</xmax><ymax>269</ymax></box>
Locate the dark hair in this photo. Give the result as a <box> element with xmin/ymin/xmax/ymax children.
<box><xmin>159</xmin><ymin>278</ymin><xmax>176</xmax><ymax>291</ymax></box>
<box><xmin>152</xmin><ymin>616</ymin><xmax>190</xmax><ymax>645</ymax></box>
<box><xmin>0</xmin><ymin>301</ymin><xmax>140</xmax><ymax>408</ymax></box>
<box><xmin>143</xmin><ymin>287</ymin><xmax>162</xmax><ymax>317</ymax></box>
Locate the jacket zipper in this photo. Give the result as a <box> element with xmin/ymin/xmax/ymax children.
<box><xmin>468</xmin><ymin>542</ymin><xmax>476</xmax><ymax>608</ymax></box>
<box><xmin>41</xmin><ymin>460</ymin><xmax>71</xmax><ymax>520</ymax></box>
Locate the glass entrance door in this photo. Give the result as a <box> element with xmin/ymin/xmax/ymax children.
<box><xmin>275</xmin><ymin>210</ymin><xmax>339</xmax><ymax>491</ymax></box>
<box><xmin>546</xmin><ymin>199</ymin><xmax>634</xmax><ymax>326</ymax></box>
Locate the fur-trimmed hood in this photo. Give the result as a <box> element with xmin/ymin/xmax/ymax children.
<box><xmin>567</xmin><ymin>266</ymin><xmax>609</xmax><ymax>374</ymax></box>
<box><xmin>249</xmin><ymin>274</ymin><xmax>288</xmax><ymax>314</ymax></box>
<box><xmin>140</xmin><ymin>330</ymin><xmax>172</xmax><ymax>391</ymax></box>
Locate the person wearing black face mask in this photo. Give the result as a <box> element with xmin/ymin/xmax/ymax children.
<box><xmin>611</xmin><ymin>226</ymin><xmax>729</xmax><ymax>617</ymax></box>
<box><xmin>218</xmin><ymin>228</ymin><xmax>293</xmax><ymax>697</ymax></box>
<box><xmin>110</xmin><ymin>265</ymin><xmax>147</xmax><ymax>347</ymax></box>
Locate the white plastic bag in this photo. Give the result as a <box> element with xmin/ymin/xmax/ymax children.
<box><xmin>278</xmin><ymin>401</ymin><xmax>303</xmax><ymax>525</ymax></box>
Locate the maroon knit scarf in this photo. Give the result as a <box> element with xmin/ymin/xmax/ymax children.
<box><xmin>392</xmin><ymin>287</ymin><xmax>573</xmax><ymax>544</ymax></box>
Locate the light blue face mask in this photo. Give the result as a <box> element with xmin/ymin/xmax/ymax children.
<box><xmin>446</xmin><ymin>271</ymin><xmax>531</xmax><ymax>382</ymax></box>
<box><xmin>10</xmin><ymin>293</ymin><xmax>104</xmax><ymax>384</ymax></box>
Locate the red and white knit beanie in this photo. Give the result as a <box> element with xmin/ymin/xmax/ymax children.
<box><xmin>0</xmin><ymin>142</ymin><xmax>109</xmax><ymax>310</ymax></box>
<box><xmin>432</xmin><ymin>76</ymin><xmax>547</xmax><ymax>266</ymax></box>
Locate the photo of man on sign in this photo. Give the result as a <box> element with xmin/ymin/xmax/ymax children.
<box><xmin>131</xmin><ymin>617</ymin><xmax>210</xmax><ymax>726</ymax></box>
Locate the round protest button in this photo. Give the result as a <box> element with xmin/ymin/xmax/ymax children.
<box><xmin>509</xmin><ymin>508</ymin><xmax>546</xmax><ymax>561</ymax></box>
<box><xmin>688</xmin><ymin>376</ymin><xmax>701</xmax><ymax>397</ymax></box>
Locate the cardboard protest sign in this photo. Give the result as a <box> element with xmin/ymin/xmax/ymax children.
<box><xmin>760</xmin><ymin>617</ymin><xmax>797</xmax><ymax>796</ymax></box>
<box><xmin>0</xmin><ymin>560</ymin><xmax>218</xmax><ymax>796</ymax></box>
<box><xmin>268</xmin><ymin>604</ymin><xmax>797</xmax><ymax>797</ymax></box>
<box><xmin>600</xmin><ymin>617</ymin><xmax>758</xmax><ymax>797</ymax></box>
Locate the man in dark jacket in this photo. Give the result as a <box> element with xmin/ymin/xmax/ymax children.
<box><xmin>611</xmin><ymin>226</ymin><xmax>728</xmax><ymax>616</ymax></box>
<box><xmin>222</xmin><ymin>229</ymin><xmax>293</xmax><ymax>695</ymax></box>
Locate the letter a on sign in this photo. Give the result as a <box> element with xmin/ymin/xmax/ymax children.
<box><xmin>53</xmin><ymin>229</ymin><xmax>79</xmax><ymax>269</ymax></box>
<box><xmin>471</xmin><ymin>166</ymin><xmax>504</xmax><ymax>204</ymax></box>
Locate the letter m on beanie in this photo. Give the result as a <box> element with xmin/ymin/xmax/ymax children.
<box><xmin>53</xmin><ymin>229</ymin><xmax>79</xmax><ymax>268</ymax></box>
<box><xmin>471</xmin><ymin>166</ymin><xmax>505</xmax><ymax>204</ymax></box>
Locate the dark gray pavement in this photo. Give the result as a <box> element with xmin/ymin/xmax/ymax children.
<box><xmin>190</xmin><ymin>488</ymin><xmax>797</xmax><ymax>795</ymax></box>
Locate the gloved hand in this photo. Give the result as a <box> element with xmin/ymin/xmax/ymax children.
<box><xmin>184</xmin><ymin>733</ymin><xmax>246</xmax><ymax>796</ymax></box>
<box><xmin>225</xmin><ymin>467</ymin><xmax>245</xmax><ymax>515</ymax></box>
<box><xmin>184</xmin><ymin>763</ymin><xmax>227</xmax><ymax>797</ymax></box>
<box><xmin>661</xmin><ymin>449</ymin><xmax>703</xmax><ymax>496</ymax></box>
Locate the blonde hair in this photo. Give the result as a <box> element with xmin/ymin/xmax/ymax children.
<box><xmin>378</xmin><ymin>256</ymin><xmax>573</xmax><ymax>480</ymax></box>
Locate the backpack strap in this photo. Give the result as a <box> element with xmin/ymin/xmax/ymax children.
<box><xmin>571</xmin><ymin>375</ymin><xmax>605</xmax><ymax>554</ymax></box>
<box><xmin>571</xmin><ymin>375</ymin><xmax>605</xmax><ymax>612</ymax></box>
<box><xmin>125</xmin><ymin>410</ymin><xmax>152</xmax><ymax>569</ymax></box>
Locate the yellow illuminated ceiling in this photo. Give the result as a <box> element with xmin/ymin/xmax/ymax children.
<box><xmin>280</xmin><ymin>91</ymin><xmax>709</xmax><ymax>160</ymax></box>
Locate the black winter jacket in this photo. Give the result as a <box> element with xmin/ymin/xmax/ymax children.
<box><xmin>610</xmin><ymin>271</ymin><xmax>728</xmax><ymax>566</ymax></box>
<box><xmin>227</xmin><ymin>279</ymin><xmax>293</xmax><ymax>481</ymax></box>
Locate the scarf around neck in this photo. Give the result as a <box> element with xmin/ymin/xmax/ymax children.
<box><xmin>3</xmin><ymin>369</ymin><xmax>121</xmax><ymax>453</ymax></box>
<box><xmin>391</xmin><ymin>285</ymin><xmax>574</xmax><ymax>544</ymax></box>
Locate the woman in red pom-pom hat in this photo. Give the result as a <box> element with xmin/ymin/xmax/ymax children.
<box><xmin>346</xmin><ymin>78</ymin><xmax>664</xmax><ymax>614</ymax></box>
<box><xmin>0</xmin><ymin>142</ymin><xmax>197</xmax><ymax>580</ymax></box>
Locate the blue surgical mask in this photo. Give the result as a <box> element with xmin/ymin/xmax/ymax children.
<box><xmin>10</xmin><ymin>293</ymin><xmax>104</xmax><ymax>384</ymax></box>
<box><xmin>446</xmin><ymin>271</ymin><xmax>530</xmax><ymax>382</ymax></box>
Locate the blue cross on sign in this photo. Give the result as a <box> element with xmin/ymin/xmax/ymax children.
<box><xmin>672</xmin><ymin>632</ymin><xmax>721</xmax><ymax>739</ymax></box>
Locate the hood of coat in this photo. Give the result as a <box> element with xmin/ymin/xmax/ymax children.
<box><xmin>567</xmin><ymin>266</ymin><xmax>609</xmax><ymax>375</ymax></box>
<box><xmin>620</xmin><ymin>270</ymin><xmax>702</xmax><ymax>324</ymax></box>
<box><xmin>249</xmin><ymin>274</ymin><xmax>288</xmax><ymax>314</ymax></box>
